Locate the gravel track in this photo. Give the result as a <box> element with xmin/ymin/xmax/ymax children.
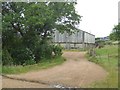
<box><xmin>2</xmin><ymin>51</ymin><xmax>107</xmax><ymax>88</ymax></box>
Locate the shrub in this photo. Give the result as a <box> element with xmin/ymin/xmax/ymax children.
<box><xmin>2</xmin><ymin>43</ymin><xmax>63</xmax><ymax>66</ymax></box>
<box><xmin>2</xmin><ymin>49</ymin><xmax>13</xmax><ymax>65</ymax></box>
<box><xmin>53</xmin><ymin>45</ymin><xmax>63</xmax><ymax>57</ymax></box>
<box><xmin>45</xmin><ymin>45</ymin><xmax>53</xmax><ymax>59</ymax></box>
<box><xmin>11</xmin><ymin>47</ymin><xmax>35</xmax><ymax>65</ymax></box>
<box><xmin>24</xmin><ymin>59</ymin><xmax>36</xmax><ymax>65</ymax></box>
<box><xmin>34</xmin><ymin>44</ymin><xmax>53</xmax><ymax>62</ymax></box>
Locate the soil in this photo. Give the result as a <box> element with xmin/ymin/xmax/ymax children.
<box><xmin>2</xmin><ymin>51</ymin><xmax>107</xmax><ymax>88</ymax></box>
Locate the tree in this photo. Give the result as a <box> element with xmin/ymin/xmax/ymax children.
<box><xmin>109</xmin><ymin>32</ymin><xmax>117</xmax><ymax>41</ymax></box>
<box><xmin>109</xmin><ymin>23</ymin><xmax>120</xmax><ymax>41</ymax></box>
<box><xmin>2</xmin><ymin>2</ymin><xmax>81</xmax><ymax>65</ymax></box>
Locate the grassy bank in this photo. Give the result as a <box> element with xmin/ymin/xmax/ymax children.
<box><xmin>87</xmin><ymin>45</ymin><xmax>118</xmax><ymax>88</ymax></box>
<box><xmin>2</xmin><ymin>56</ymin><xmax>66</xmax><ymax>74</ymax></box>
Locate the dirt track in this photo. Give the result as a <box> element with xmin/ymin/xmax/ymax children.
<box><xmin>2</xmin><ymin>51</ymin><xmax>107</xmax><ymax>88</ymax></box>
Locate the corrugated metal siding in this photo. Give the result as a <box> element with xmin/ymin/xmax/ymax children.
<box><xmin>52</xmin><ymin>30</ymin><xmax>95</xmax><ymax>44</ymax></box>
<box><xmin>84</xmin><ymin>32</ymin><xmax>95</xmax><ymax>44</ymax></box>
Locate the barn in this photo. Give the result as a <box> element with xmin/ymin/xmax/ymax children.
<box><xmin>52</xmin><ymin>30</ymin><xmax>95</xmax><ymax>49</ymax></box>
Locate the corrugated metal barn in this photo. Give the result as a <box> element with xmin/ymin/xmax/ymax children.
<box><xmin>52</xmin><ymin>30</ymin><xmax>95</xmax><ymax>49</ymax></box>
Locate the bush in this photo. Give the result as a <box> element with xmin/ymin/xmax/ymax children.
<box><xmin>24</xmin><ymin>59</ymin><xmax>36</xmax><ymax>65</ymax></box>
<box><xmin>53</xmin><ymin>45</ymin><xmax>63</xmax><ymax>57</ymax></box>
<box><xmin>34</xmin><ymin>44</ymin><xmax>53</xmax><ymax>62</ymax></box>
<box><xmin>2</xmin><ymin>49</ymin><xmax>13</xmax><ymax>65</ymax></box>
<box><xmin>45</xmin><ymin>45</ymin><xmax>53</xmax><ymax>59</ymax></box>
<box><xmin>2</xmin><ymin>43</ymin><xmax>63</xmax><ymax>66</ymax></box>
<box><xmin>34</xmin><ymin>44</ymin><xmax>63</xmax><ymax>62</ymax></box>
<box><xmin>11</xmin><ymin>47</ymin><xmax>35</xmax><ymax>65</ymax></box>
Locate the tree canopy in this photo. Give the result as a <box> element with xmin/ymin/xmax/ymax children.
<box><xmin>2</xmin><ymin>2</ymin><xmax>81</xmax><ymax>65</ymax></box>
<box><xmin>109</xmin><ymin>23</ymin><xmax>120</xmax><ymax>41</ymax></box>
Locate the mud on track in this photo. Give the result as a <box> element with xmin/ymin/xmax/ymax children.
<box><xmin>2</xmin><ymin>51</ymin><xmax>107</xmax><ymax>88</ymax></box>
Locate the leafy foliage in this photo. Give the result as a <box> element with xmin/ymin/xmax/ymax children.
<box><xmin>11</xmin><ymin>47</ymin><xmax>35</xmax><ymax>65</ymax></box>
<box><xmin>53</xmin><ymin>45</ymin><xmax>63</xmax><ymax>56</ymax></box>
<box><xmin>109</xmin><ymin>23</ymin><xmax>120</xmax><ymax>41</ymax></box>
<box><xmin>2</xmin><ymin>2</ymin><xmax>81</xmax><ymax>65</ymax></box>
<box><xmin>34</xmin><ymin>43</ymin><xmax>53</xmax><ymax>62</ymax></box>
<box><xmin>2</xmin><ymin>48</ymin><xmax>13</xmax><ymax>65</ymax></box>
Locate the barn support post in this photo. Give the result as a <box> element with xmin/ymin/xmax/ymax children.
<box><xmin>82</xmin><ymin>31</ymin><xmax>85</xmax><ymax>50</ymax></box>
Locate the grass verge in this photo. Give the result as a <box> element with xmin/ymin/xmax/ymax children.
<box><xmin>86</xmin><ymin>45</ymin><xmax>118</xmax><ymax>88</ymax></box>
<box><xmin>2</xmin><ymin>56</ymin><xmax>66</xmax><ymax>74</ymax></box>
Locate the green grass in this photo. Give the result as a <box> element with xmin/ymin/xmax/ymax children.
<box><xmin>86</xmin><ymin>45</ymin><xmax>118</xmax><ymax>88</ymax></box>
<box><xmin>2</xmin><ymin>56</ymin><xmax>66</xmax><ymax>74</ymax></box>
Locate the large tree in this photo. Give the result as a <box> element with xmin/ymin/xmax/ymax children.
<box><xmin>109</xmin><ymin>23</ymin><xmax>120</xmax><ymax>41</ymax></box>
<box><xmin>2</xmin><ymin>2</ymin><xmax>81</xmax><ymax>65</ymax></box>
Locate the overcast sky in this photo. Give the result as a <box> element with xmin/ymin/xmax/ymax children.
<box><xmin>75</xmin><ymin>0</ymin><xmax>119</xmax><ymax>38</ymax></box>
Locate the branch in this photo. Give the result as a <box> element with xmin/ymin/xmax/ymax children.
<box><xmin>11</xmin><ymin>22</ymin><xmax>24</xmax><ymax>36</ymax></box>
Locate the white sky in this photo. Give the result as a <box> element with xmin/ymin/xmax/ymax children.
<box><xmin>75</xmin><ymin>0</ymin><xmax>119</xmax><ymax>38</ymax></box>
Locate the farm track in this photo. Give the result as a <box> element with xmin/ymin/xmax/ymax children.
<box><xmin>2</xmin><ymin>51</ymin><xmax>107</xmax><ymax>88</ymax></box>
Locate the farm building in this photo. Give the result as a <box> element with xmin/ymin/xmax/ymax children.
<box><xmin>52</xmin><ymin>30</ymin><xmax>95</xmax><ymax>49</ymax></box>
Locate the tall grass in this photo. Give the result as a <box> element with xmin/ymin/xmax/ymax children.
<box><xmin>2</xmin><ymin>57</ymin><xmax>66</xmax><ymax>74</ymax></box>
<box><xmin>87</xmin><ymin>45</ymin><xmax>118</xmax><ymax>88</ymax></box>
